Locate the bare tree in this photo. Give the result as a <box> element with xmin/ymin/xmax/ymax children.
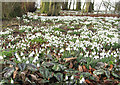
<box><xmin>76</xmin><ymin>0</ymin><xmax>81</xmax><ymax>11</ymax></box>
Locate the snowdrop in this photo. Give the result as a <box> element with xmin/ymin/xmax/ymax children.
<box><xmin>23</xmin><ymin>56</ymin><xmax>26</xmax><ymax>60</ymax></box>
<box><xmin>15</xmin><ymin>52</ymin><xmax>21</xmax><ymax>62</ymax></box>
<box><xmin>21</xmin><ymin>52</ymin><xmax>24</xmax><ymax>56</ymax></box>
<box><xmin>79</xmin><ymin>77</ymin><xmax>85</xmax><ymax>83</ymax></box>
<box><xmin>94</xmin><ymin>55</ymin><xmax>99</xmax><ymax>59</ymax></box>
<box><xmin>0</xmin><ymin>56</ymin><xmax>3</xmax><ymax>60</ymax></box>
<box><xmin>28</xmin><ymin>51</ymin><xmax>35</xmax><ymax>57</ymax></box>
<box><xmin>33</xmin><ymin>55</ymin><xmax>39</xmax><ymax>63</ymax></box>
<box><xmin>26</xmin><ymin>60</ymin><xmax>29</xmax><ymax>64</ymax></box>
<box><xmin>11</xmin><ymin>78</ymin><xmax>14</xmax><ymax>84</ymax></box>
<box><xmin>60</xmin><ymin>48</ymin><xmax>64</xmax><ymax>53</ymax></box>
<box><xmin>37</xmin><ymin>63</ymin><xmax>40</xmax><ymax>67</ymax></box>
<box><xmin>71</xmin><ymin>75</ymin><xmax>74</xmax><ymax>80</ymax></box>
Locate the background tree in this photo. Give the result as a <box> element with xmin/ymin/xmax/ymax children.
<box><xmin>115</xmin><ymin>1</ymin><xmax>120</xmax><ymax>13</ymax></box>
<box><xmin>40</xmin><ymin>2</ymin><xmax>49</xmax><ymax>13</ymax></box>
<box><xmin>76</xmin><ymin>0</ymin><xmax>81</xmax><ymax>11</ymax></box>
<box><xmin>40</xmin><ymin>1</ymin><xmax>61</xmax><ymax>16</ymax></box>
<box><xmin>2</xmin><ymin>2</ymin><xmax>36</xmax><ymax>20</ymax></box>
<box><xmin>62</xmin><ymin>2</ymin><xmax>68</xmax><ymax>10</ymax></box>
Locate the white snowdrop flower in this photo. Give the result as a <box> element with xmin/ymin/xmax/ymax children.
<box><xmin>21</xmin><ymin>52</ymin><xmax>24</xmax><ymax>56</ymax></box>
<box><xmin>94</xmin><ymin>55</ymin><xmax>99</xmax><ymax>59</ymax></box>
<box><xmin>89</xmin><ymin>55</ymin><xmax>92</xmax><ymax>58</ymax></box>
<box><xmin>60</xmin><ymin>48</ymin><xmax>64</xmax><ymax>53</ymax></box>
<box><xmin>65</xmin><ymin>75</ymin><xmax>68</xmax><ymax>80</ymax></box>
<box><xmin>26</xmin><ymin>60</ymin><xmax>29</xmax><ymax>64</ymax></box>
<box><xmin>11</xmin><ymin>78</ymin><xmax>14</xmax><ymax>84</ymax></box>
<box><xmin>58</xmin><ymin>53</ymin><xmax>60</xmax><ymax>56</ymax></box>
<box><xmin>0</xmin><ymin>56</ymin><xmax>3</xmax><ymax>59</ymax></box>
<box><xmin>114</xmin><ymin>54</ymin><xmax>117</xmax><ymax>58</ymax></box>
<box><xmin>66</xmin><ymin>47</ymin><xmax>70</xmax><ymax>51</ymax></box>
<box><xmin>71</xmin><ymin>75</ymin><xmax>74</xmax><ymax>80</ymax></box>
<box><xmin>79</xmin><ymin>77</ymin><xmax>85</xmax><ymax>83</ymax></box>
<box><xmin>37</xmin><ymin>63</ymin><xmax>40</xmax><ymax>67</ymax></box>
<box><xmin>73</xmin><ymin>47</ymin><xmax>77</xmax><ymax>50</ymax></box>
<box><xmin>4</xmin><ymin>55</ymin><xmax>6</xmax><ymax>58</ymax></box>
<box><xmin>23</xmin><ymin>56</ymin><xmax>25</xmax><ymax>60</ymax></box>
<box><xmin>115</xmin><ymin>59</ymin><xmax>117</xmax><ymax>62</ymax></box>
<box><xmin>15</xmin><ymin>52</ymin><xmax>21</xmax><ymax>62</ymax></box>
<box><xmin>80</xmin><ymin>52</ymin><xmax>83</xmax><ymax>56</ymax></box>
<box><xmin>28</xmin><ymin>51</ymin><xmax>35</xmax><ymax>57</ymax></box>
<box><xmin>82</xmin><ymin>47</ymin><xmax>86</xmax><ymax>51</ymax></box>
<box><xmin>92</xmin><ymin>51</ymin><xmax>96</xmax><ymax>55</ymax></box>
<box><xmin>106</xmin><ymin>55</ymin><xmax>108</xmax><ymax>58</ymax></box>
<box><xmin>8</xmin><ymin>43</ymin><xmax>11</xmax><ymax>47</ymax></box>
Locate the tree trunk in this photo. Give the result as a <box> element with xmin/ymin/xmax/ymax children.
<box><xmin>2</xmin><ymin>2</ymin><xmax>36</xmax><ymax>20</ymax></box>
<box><xmin>40</xmin><ymin>1</ymin><xmax>49</xmax><ymax>13</ymax></box>
<box><xmin>85</xmin><ymin>0</ymin><xmax>93</xmax><ymax>13</ymax></box>
<box><xmin>85</xmin><ymin>0</ymin><xmax>91</xmax><ymax>13</ymax></box>
<box><xmin>48</xmin><ymin>2</ymin><xmax>61</xmax><ymax>16</ymax></box>
<box><xmin>88</xmin><ymin>2</ymin><xmax>94</xmax><ymax>12</ymax></box>
<box><xmin>76</xmin><ymin>0</ymin><xmax>81</xmax><ymax>10</ymax></box>
<box><xmin>69</xmin><ymin>1</ymin><xmax>72</xmax><ymax>10</ymax></box>
<box><xmin>40</xmin><ymin>1</ymin><xmax>61</xmax><ymax>16</ymax></box>
<box><xmin>62</xmin><ymin>2</ymin><xmax>68</xmax><ymax>10</ymax></box>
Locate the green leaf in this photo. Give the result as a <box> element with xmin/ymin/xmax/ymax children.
<box><xmin>27</xmin><ymin>64</ymin><xmax>38</xmax><ymax>71</ymax></box>
<box><xmin>39</xmin><ymin>66</ymin><xmax>52</xmax><ymax>79</ymax></box>
<box><xmin>54</xmin><ymin>73</ymin><xmax>63</xmax><ymax>82</ymax></box>
<box><xmin>52</xmin><ymin>64</ymin><xmax>61</xmax><ymax>71</ymax></box>
<box><xmin>93</xmin><ymin>69</ymin><xmax>105</xmax><ymax>75</ymax></box>
<box><xmin>7</xmin><ymin>61</ymin><xmax>16</xmax><ymax>66</ymax></box>
<box><xmin>109</xmin><ymin>61</ymin><xmax>113</xmax><ymax>65</ymax></box>
<box><xmin>4</xmin><ymin>67</ymin><xmax>14</xmax><ymax>78</ymax></box>
<box><xmin>111</xmin><ymin>71</ymin><xmax>120</xmax><ymax>78</ymax></box>
<box><xmin>41</xmin><ymin>79</ymin><xmax>49</xmax><ymax>83</ymax></box>
<box><xmin>105</xmin><ymin>70</ymin><xmax>110</xmax><ymax>78</ymax></box>
<box><xmin>42</xmin><ymin>62</ymin><xmax>54</xmax><ymax>67</ymax></box>
<box><xmin>2</xmin><ymin>67</ymin><xmax>11</xmax><ymax>73</ymax></box>
<box><xmin>80</xmin><ymin>72</ymin><xmax>92</xmax><ymax>78</ymax></box>
<box><xmin>18</xmin><ymin>63</ymin><xmax>26</xmax><ymax>71</ymax></box>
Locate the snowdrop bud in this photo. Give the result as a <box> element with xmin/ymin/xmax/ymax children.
<box><xmin>26</xmin><ymin>60</ymin><xmax>29</xmax><ymax>64</ymax></box>
<box><xmin>11</xmin><ymin>78</ymin><xmax>14</xmax><ymax>84</ymax></box>
<box><xmin>0</xmin><ymin>56</ymin><xmax>3</xmax><ymax>59</ymax></box>
<box><xmin>65</xmin><ymin>75</ymin><xmax>68</xmax><ymax>80</ymax></box>
<box><xmin>37</xmin><ymin>63</ymin><xmax>40</xmax><ymax>67</ymax></box>
<box><xmin>23</xmin><ymin>56</ymin><xmax>25</xmax><ymax>60</ymax></box>
<box><xmin>71</xmin><ymin>75</ymin><xmax>74</xmax><ymax>80</ymax></box>
<box><xmin>21</xmin><ymin>52</ymin><xmax>24</xmax><ymax>56</ymax></box>
<box><xmin>79</xmin><ymin>77</ymin><xmax>85</xmax><ymax>83</ymax></box>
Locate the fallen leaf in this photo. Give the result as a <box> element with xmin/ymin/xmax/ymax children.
<box><xmin>29</xmin><ymin>74</ymin><xmax>38</xmax><ymax>81</ymax></box>
<box><xmin>83</xmin><ymin>65</ymin><xmax>87</xmax><ymax>72</ymax></box>
<box><xmin>69</xmin><ymin>61</ymin><xmax>73</xmax><ymax>68</ymax></box>
<box><xmin>104</xmin><ymin>63</ymin><xmax>108</xmax><ymax>68</ymax></box>
<box><xmin>93</xmin><ymin>74</ymin><xmax>99</xmax><ymax>81</ymax></box>
<box><xmin>20</xmin><ymin>71</ymin><xmax>27</xmax><ymax>81</ymax></box>
<box><xmin>109</xmin><ymin>64</ymin><xmax>113</xmax><ymax>71</ymax></box>
<box><xmin>85</xmin><ymin>79</ymin><xmax>92</xmax><ymax>84</ymax></box>
<box><xmin>13</xmin><ymin>67</ymin><xmax>18</xmax><ymax>79</ymax></box>
<box><xmin>64</xmin><ymin>57</ymin><xmax>77</xmax><ymax>62</ymax></box>
<box><xmin>9</xmin><ymin>64</ymin><xmax>13</xmax><ymax>67</ymax></box>
<box><xmin>89</xmin><ymin>65</ymin><xmax>92</xmax><ymax>70</ymax></box>
<box><xmin>78</xmin><ymin>65</ymin><xmax>83</xmax><ymax>72</ymax></box>
<box><xmin>103</xmin><ymin>77</ymin><xmax>107</xmax><ymax>80</ymax></box>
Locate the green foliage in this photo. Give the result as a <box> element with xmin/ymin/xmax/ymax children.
<box><xmin>54</xmin><ymin>28</ymin><xmax>65</xmax><ymax>32</ymax></box>
<box><xmin>2</xmin><ymin>50</ymin><xmax>16</xmax><ymax>57</ymax></box>
<box><xmin>30</xmin><ymin>37</ymin><xmax>48</xmax><ymax>44</ymax></box>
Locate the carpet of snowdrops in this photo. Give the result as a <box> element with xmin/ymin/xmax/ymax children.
<box><xmin>1</xmin><ymin>12</ymin><xmax>120</xmax><ymax>66</ymax></box>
